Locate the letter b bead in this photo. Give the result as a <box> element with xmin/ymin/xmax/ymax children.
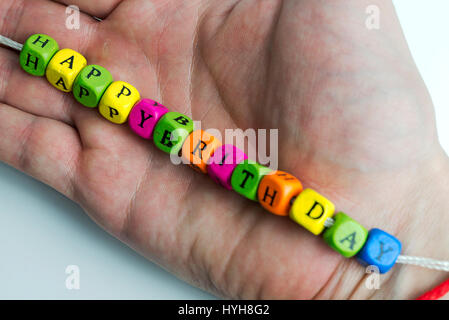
<box><xmin>99</xmin><ymin>81</ymin><xmax>140</xmax><ymax>124</ymax></box>
<box><xmin>20</xmin><ymin>34</ymin><xmax>59</xmax><ymax>76</ymax></box>
<box><xmin>153</xmin><ymin>112</ymin><xmax>194</xmax><ymax>154</ymax></box>
<box><xmin>257</xmin><ymin>171</ymin><xmax>303</xmax><ymax>216</ymax></box>
<box><xmin>289</xmin><ymin>189</ymin><xmax>335</xmax><ymax>235</ymax></box>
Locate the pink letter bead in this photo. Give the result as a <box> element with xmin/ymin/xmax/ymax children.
<box><xmin>207</xmin><ymin>144</ymin><xmax>248</xmax><ymax>190</ymax></box>
<box><xmin>128</xmin><ymin>99</ymin><xmax>169</xmax><ymax>139</ymax></box>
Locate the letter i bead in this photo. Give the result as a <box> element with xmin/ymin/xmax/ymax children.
<box><xmin>208</xmin><ymin>145</ymin><xmax>248</xmax><ymax>190</ymax></box>
<box><xmin>257</xmin><ymin>171</ymin><xmax>303</xmax><ymax>216</ymax></box>
<box><xmin>128</xmin><ymin>99</ymin><xmax>168</xmax><ymax>139</ymax></box>
<box><xmin>46</xmin><ymin>48</ymin><xmax>87</xmax><ymax>92</ymax></box>
<box><xmin>99</xmin><ymin>81</ymin><xmax>140</xmax><ymax>124</ymax></box>
<box><xmin>289</xmin><ymin>189</ymin><xmax>335</xmax><ymax>235</ymax></box>
<box><xmin>20</xmin><ymin>34</ymin><xmax>59</xmax><ymax>76</ymax></box>
<box><xmin>73</xmin><ymin>65</ymin><xmax>114</xmax><ymax>108</ymax></box>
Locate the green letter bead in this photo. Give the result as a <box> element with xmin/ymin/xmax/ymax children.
<box><xmin>231</xmin><ymin>160</ymin><xmax>272</xmax><ymax>201</ymax></box>
<box><xmin>19</xmin><ymin>34</ymin><xmax>59</xmax><ymax>76</ymax></box>
<box><xmin>153</xmin><ymin>112</ymin><xmax>194</xmax><ymax>154</ymax></box>
<box><xmin>73</xmin><ymin>65</ymin><xmax>114</xmax><ymax>108</ymax></box>
<box><xmin>323</xmin><ymin>212</ymin><xmax>368</xmax><ymax>258</ymax></box>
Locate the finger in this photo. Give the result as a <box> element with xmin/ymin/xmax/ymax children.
<box><xmin>0</xmin><ymin>0</ymin><xmax>98</xmax><ymax>52</ymax></box>
<box><xmin>0</xmin><ymin>45</ymin><xmax>148</xmax><ymax>143</ymax></box>
<box><xmin>51</xmin><ymin>0</ymin><xmax>124</xmax><ymax>19</ymax></box>
<box><xmin>0</xmin><ymin>103</ymin><xmax>81</xmax><ymax>198</ymax></box>
<box><xmin>0</xmin><ymin>46</ymin><xmax>77</xmax><ymax>124</ymax></box>
<box><xmin>0</xmin><ymin>0</ymin><xmax>103</xmax><ymax>124</ymax></box>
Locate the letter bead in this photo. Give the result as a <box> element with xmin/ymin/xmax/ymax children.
<box><xmin>207</xmin><ymin>145</ymin><xmax>248</xmax><ymax>190</ymax></box>
<box><xmin>289</xmin><ymin>189</ymin><xmax>335</xmax><ymax>235</ymax></box>
<box><xmin>257</xmin><ymin>171</ymin><xmax>303</xmax><ymax>216</ymax></box>
<box><xmin>73</xmin><ymin>65</ymin><xmax>114</xmax><ymax>108</ymax></box>
<box><xmin>356</xmin><ymin>228</ymin><xmax>402</xmax><ymax>274</ymax></box>
<box><xmin>45</xmin><ymin>48</ymin><xmax>87</xmax><ymax>92</ymax></box>
<box><xmin>181</xmin><ymin>130</ymin><xmax>222</xmax><ymax>173</ymax></box>
<box><xmin>128</xmin><ymin>99</ymin><xmax>168</xmax><ymax>139</ymax></box>
<box><xmin>153</xmin><ymin>112</ymin><xmax>194</xmax><ymax>154</ymax></box>
<box><xmin>20</xmin><ymin>34</ymin><xmax>59</xmax><ymax>76</ymax></box>
<box><xmin>323</xmin><ymin>212</ymin><xmax>368</xmax><ymax>257</ymax></box>
<box><xmin>231</xmin><ymin>160</ymin><xmax>272</xmax><ymax>201</ymax></box>
<box><xmin>98</xmin><ymin>81</ymin><xmax>140</xmax><ymax>124</ymax></box>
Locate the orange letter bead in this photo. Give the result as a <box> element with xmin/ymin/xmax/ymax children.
<box><xmin>182</xmin><ymin>130</ymin><xmax>222</xmax><ymax>173</ymax></box>
<box><xmin>257</xmin><ymin>171</ymin><xmax>303</xmax><ymax>216</ymax></box>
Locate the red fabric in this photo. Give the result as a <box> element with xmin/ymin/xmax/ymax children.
<box><xmin>416</xmin><ymin>278</ymin><xmax>449</xmax><ymax>300</ymax></box>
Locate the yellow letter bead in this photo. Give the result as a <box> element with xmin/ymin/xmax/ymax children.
<box><xmin>45</xmin><ymin>49</ymin><xmax>87</xmax><ymax>92</ymax></box>
<box><xmin>98</xmin><ymin>81</ymin><xmax>140</xmax><ymax>124</ymax></box>
<box><xmin>289</xmin><ymin>189</ymin><xmax>335</xmax><ymax>235</ymax></box>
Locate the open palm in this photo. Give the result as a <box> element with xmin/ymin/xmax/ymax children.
<box><xmin>1</xmin><ymin>0</ymin><xmax>448</xmax><ymax>299</ymax></box>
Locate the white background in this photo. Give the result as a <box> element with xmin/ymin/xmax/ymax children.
<box><xmin>0</xmin><ymin>0</ymin><xmax>448</xmax><ymax>299</ymax></box>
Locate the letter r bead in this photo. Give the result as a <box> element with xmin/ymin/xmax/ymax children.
<box><xmin>181</xmin><ymin>130</ymin><xmax>222</xmax><ymax>173</ymax></box>
<box><xmin>289</xmin><ymin>189</ymin><xmax>335</xmax><ymax>235</ymax></box>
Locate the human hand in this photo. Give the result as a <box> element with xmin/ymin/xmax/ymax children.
<box><xmin>0</xmin><ymin>0</ymin><xmax>447</xmax><ymax>299</ymax></box>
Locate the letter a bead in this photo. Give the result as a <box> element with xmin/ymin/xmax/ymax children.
<box><xmin>257</xmin><ymin>171</ymin><xmax>303</xmax><ymax>216</ymax></box>
<box><xmin>181</xmin><ymin>130</ymin><xmax>222</xmax><ymax>173</ymax></box>
<box><xmin>20</xmin><ymin>34</ymin><xmax>59</xmax><ymax>76</ymax></box>
<box><xmin>231</xmin><ymin>160</ymin><xmax>272</xmax><ymax>201</ymax></box>
<box><xmin>153</xmin><ymin>112</ymin><xmax>194</xmax><ymax>154</ymax></box>
<box><xmin>128</xmin><ymin>99</ymin><xmax>168</xmax><ymax>139</ymax></box>
<box><xmin>208</xmin><ymin>145</ymin><xmax>248</xmax><ymax>190</ymax></box>
<box><xmin>323</xmin><ymin>212</ymin><xmax>368</xmax><ymax>257</ymax></box>
<box><xmin>289</xmin><ymin>189</ymin><xmax>335</xmax><ymax>235</ymax></box>
<box><xmin>98</xmin><ymin>81</ymin><xmax>140</xmax><ymax>124</ymax></box>
<box><xmin>46</xmin><ymin>49</ymin><xmax>87</xmax><ymax>92</ymax></box>
<box><xmin>356</xmin><ymin>228</ymin><xmax>402</xmax><ymax>274</ymax></box>
<box><xmin>73</xmin><ymin>65</ymin><xmax>114</xmax><ymax>108</ymax></box>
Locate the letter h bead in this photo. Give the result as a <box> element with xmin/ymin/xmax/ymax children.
<box><xmin>20</xmin><ymin>34</ymin><xmax>59</xmax><ymax>76</ymax></box>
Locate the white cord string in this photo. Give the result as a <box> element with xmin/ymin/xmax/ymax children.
<box><xmin>396</xmin><ymin>255</ymin><xmax>449</xmax><ymax>272</ymax></box>
<box><xmin>0</xmin><ymin>35</ymin><xmax>23</xmax><ymax>51</ymax></box>
<box><xmin>324</xmin><ymin>217</ymin><xmax>449</xmax><ymax>272</ymax></box>
<box><xmin>324</xmin><ymin>217</ymin><xmax>334</xmax><ymax>228</ymax></box>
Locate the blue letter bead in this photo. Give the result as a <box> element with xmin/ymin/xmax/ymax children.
<box><xmin>356</xmin><ymin>228</ymin><xmax>402</xmax><ymax>274</ymax></box>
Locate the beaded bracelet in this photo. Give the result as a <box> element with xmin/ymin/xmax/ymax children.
<box><xmin>1</xmin><ymin>33</ymin><xmax>448</xmax><ymax>298</ymax></box>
